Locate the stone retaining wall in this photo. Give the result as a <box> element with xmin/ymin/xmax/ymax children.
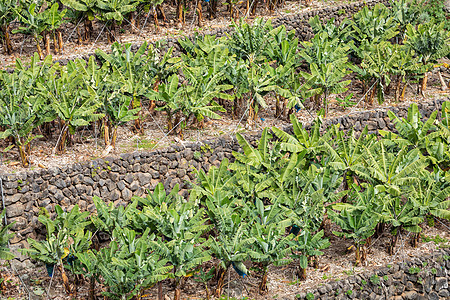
<box><xmin>296</xmin><ymin>248</ymin><xmax>450</xmax><ymax>300</ymax></box>
<box><xmin>3</xmin><ymin>97</ymin><xmax>449</xmax><ymax>270</ymax></box>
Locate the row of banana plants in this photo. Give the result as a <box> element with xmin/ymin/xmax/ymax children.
<box><xmin>1</xmin><ymin>1</ymin><xmax>449</xmax><ymax>167</ymax></box>
<box><xmin>1</xmin><ymin>102</ymin><xmax>446</xmax><ymax>299</ymax></box>
<box><xmin>0</xmin><ymin>0</ymin><xmax>314</xmax><ymax>57</ymax></box>
<box><xmin>1</xmin><ymin>0</ymin><xmax>449</xmax><ymax>57</ymax></box>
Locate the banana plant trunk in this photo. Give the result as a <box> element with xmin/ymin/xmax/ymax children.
<box><xmin>111</xmin><ymin>127</ymin><xmax>118</xmax><ymax>149</ymax></box>
<box><xmin>259</xmin><ymin>264</ymin><xmax>269</xmax><ymax>294</ymax></box>
<box><xmin>197</xmin><ymin>0</ymin><xmax>203</xmax><ymax>27</ymax></box>
<box><xmin>57</xmin><ymin>30</ymin><xmax>63</xmax><ymax>53</ymax></box>
<box><xmin>130</xmin><ymin>11</ymin><xmax>137</xmax><ymax>33</ymax></box>
<box><xmin>157</xmin><ymin>5</ymin><xmax>167</xmax><ymax>23</ymax></box>
<box><xmin>58</xmin><ymin>125</ymin><xmax>69</xmax><ymax>153</ymax></box>
<box><xmin>157</xmin><ymin>281</ymin><xmax>163</xmax><ymax>300</ymax></box>
<box><xmin>395</xmin><ymin>75</ymin><xmax>402</xmax><ymax>102</ymax></box>
<box><xmin>76</xmin><ymin>24</ymin><xmax>82</xmax><ymax>44</ymax></box>
<box><xmin>88</xmin><ymin>276</ymin><xmax>95</xmax><ymax>300</ymax></box>
<box><xmin>153</xmin><ymin>7</ymin><xmax>159</xmax><ymax>31</ymax></box>
<box><xmin>375</xmin><ymin>222</ymin><xmax>384</xmax><ymax>238</ymax></box>
<box><xmin>215</xmin><ymin>266</ymin><xmax>227</xmax><ymax>297</ymax></box>
<box><xmin>204</xmin><ymin>282</ymin><xmax>210</xmax><ymax>300</ymax></box>
<box><xmin>59</xmin><ymin>263</ymin><xmax>72</xmax><ymax>295</ymax></box>
<box><xmin>251</xmin><ymin>0</ymin><xmax>258</xmax><ymax>15</ymax></box>
<box><xmin>34</xmin><ymin>35</ymin><xmax>44</xmax><ymax>60</ymax></box>
<box><xmin>1</xmin><ymin>24</ymin><xmax>13</xmax><ymax>55</ymax></box>
<box><xmin>132</xmin><ymin>95</ymin><xmax>142</xmax><ymax>133</ymax></box>
<box><xmin>173</xmin><ymin>276</ymin><xmax>183</xmax><ymax>300</ymax></box>
<box><xmin>167</xmin><ymin>110</ymin><xmax>173</xmax><ymax>132</ymax></box>
<box><xmin>275</xmin><ymin>95</ymin><xmax>281</xmax><ymax>117</ymax></box>
<box><xmin>44</xmin><ymin>32</ymin><xmax>51</xmax><ymax>56</ymax></box>
<box><xmin>17</xmin><ymin>145</ymin><xmax>29</xmax><ymax>168</ymax></box>
<box><xmin>103</xmin><ymin>118</ymin><xmax>110</xmax><ymax>147</ymax></box>
<box><xmin>229</xmin><ymin>3</ymin><xmax>234</xmax><ymax>22</ymax></box>
<box><xmin>53</xmin><ymin>31</ymin><xmax>59</xmax><ymax>54</ymax></box>
<box><xmin>177</xmin><ymin>0</ymin><xmax>184</xmax><ymax>25</ymax></box>
<box><xmin>411</xmin><ymin>232</ymin><xmax>420</xmax><ymax>248</ymax></box>
<box><xmin>420</xmin><ymin>73</ymin><xmax>428</xmax><ymax>97</ymax></box>
<box><xmin>355</xmin><ymin>244</ymin><xmax>362</xmax><ymax>266</ymax></box>
<box><xmin>84</xmin><ymin>19</ymin><xmax>93</xmax><ymax>42</ymax></box>
<box><xmin>298</xmin><ymin>266</ymin><xmax>307</xmax><ymax>281</ymax></box>
<box><xmin>388</xmin><ymin>229</ymin><xmax>399</xmax><ymax>256</ymax></box>
<box><xmin>400</xmin><ymin>82</ymin><xmax>407</xmax><ymax>102</ymax></box>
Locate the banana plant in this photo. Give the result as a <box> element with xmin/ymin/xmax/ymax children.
<box><xmin>376</xmin><ymin>193</ymin><xmax>423</xmax><ymax>255</ymax></box>
<box><xmin>91</xmin><ymin>196</ymin><xmax>140</xmax><ymax>233</ymax></box>
<box><xmin>407</xmin><ymin>177</ymin><xmax>450</xmax><ymax>247</ymax></box>
<box><xmin>272</xmin><ymin>115</ymin><xmax>324</xmax><ymax>160</ymax></box>
<box><xmin>249</xmin><ymin>221</ymin><xmax>292</xmax><ymax>294</ymax></box>
<box><xmin>61</xmin><ymin>0</ymin><xmax>99</xmax><ymax>43</ymax></box>
<box><xmin>309</xmin><ymin>16</ymin><xmax>352</xmax><ymax>45</ymax></box>
<box><xmin>390</xmin><ymin>0</ymin><xmax>422</xmax><ymax>39</ymax></box>
<box><xmin>299</xmin><ymin>35</ymin><xmax>351</xmax><ymax>116</ymax></box>
<box><xmin>0</xmin><ymin>0</ymin><xmax>17</xmax><ymax>54</ymax></box>
<box><xmin>96</xmin><ymin>42</ymin><xmax>154</xmax><ymax>132</ymax></box>
<box><xmin>149</xmin><ymin>74</ymin><xmax>184</xmax><ymax>133</ymax></box>
<box><xmin>323</xmin><ymin>126</ymin><xmax>375</xmax><ymax>194</ymax></box>
<box><xmin>143</xmin><ymin>197</ymin><xmax>211</xmax><ymax>300</ymax></box>
<box><xmin>22</xmin><ymin>205</ymin><xmax>91</xmax><ymax>295</ymax></box>
<box><xmin>76</xmin><ymin>56</ymin><xmax>136</xmax><ymax>149</ymax></box>
<box><xmin>262</xmin><ymin>25</ymin><xmax>302</xmax><ymax>118</ymax></box>
<box><xmin>13</xmin><ymin>2</ymin><xmax>48</xmax><ymax>59</ymax></box>
<box><xmin>354</xmin><ymin>142</ymin><xmax>427</xmax><ymax>197</ymax></box>
<box><xmin>190</xmin><ymin>158</ymin><xmax>234</xmax><ymax>202</ymax></box>
<box><xmin>227</xmin><ymin>18</ymin><xmax>272</xmax><ymax>64</ymax></box>
<box><xmin>151</xmin><ymin>233</ymin><xmax>210</xmax><ymax>300</ymax></box>
<box><xmin>349</xmin><ymin>3</ymin><xmax>399</xmax><ymax>56</ymax></box>
<box><xmin>96</xmin><ymin>0</ymin><xmax>137</xmax><ymax>43</ymax></box>
<box><xmin>43</xmin><ymin>2</ymin><xmax>67</xmax><ymax>54</ymax></box>
<box><xmin>39</xmin><ymin>66</ymin><xmax>103</xmax><ymax>153</ymax></box>
<box><xmin>328</xmin><ymin>186</ymin><xmax>380</xmax><ymax>265</ymax></box>
<box><xmin>405</xmin><ymin>21</ymin><xmax>450</xmax><ymax>95</ymax></box>
<box><xmin>390</xmin><ymin>45</ymin><xmax>423</xmax><ymax>102</ymax></box>
<box><xmin>381</xmin><ymin>103</ymin><xmax>438</xmax><ymax>154</ymax></box>
<box><xmin>247</xmin><ymin>200</ymin><xmax>292</xmax><ymax>294</ymax></box>
<box><xmin>177</xmin><ymin>65</ymin><xmax>231</xmax><ymax>134</ymax></box>
<box><xmin>290</xmin><ymin>229</ymin><xmax>330</xmax><ymax>281</ymax></box>
<box><xmin>81</xmin><ymin>227</ymin><xmax>171</xmax><ymax>300</ymax></box>
<box><xmin>245</xmin><ymin>64</ymin><xmax>278</xmax><ymax>124</ymax></box>
<box><xmin>208</xmin><ymin>202</ymin><xmax>253</xmax><ymax>297</ymax></box>
<box><xmin>357</xmin><ymin>42</ymin><xmax>398</xmax><ymax>105</ymax></box>
<box><xmin>0</xmin><ymin>68</ymin><xmax>47</xmax><ymax>167</ymax></box>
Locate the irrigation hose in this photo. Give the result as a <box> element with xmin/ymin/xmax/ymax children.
<box><xmin>0</xmin><ymin>177</ymin><xmax>32</xmax><ymax>300</ymax></box>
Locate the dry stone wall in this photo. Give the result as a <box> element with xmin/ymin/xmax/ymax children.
<box><xmin>2</xmin><ymin>97</ymin><xmax>449</xmax><ymax>271</ymax></box>
<box><xmin>296</xmin><ymin>248</ymin><xmax>450</xmax><ymax>300</ymax></box>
